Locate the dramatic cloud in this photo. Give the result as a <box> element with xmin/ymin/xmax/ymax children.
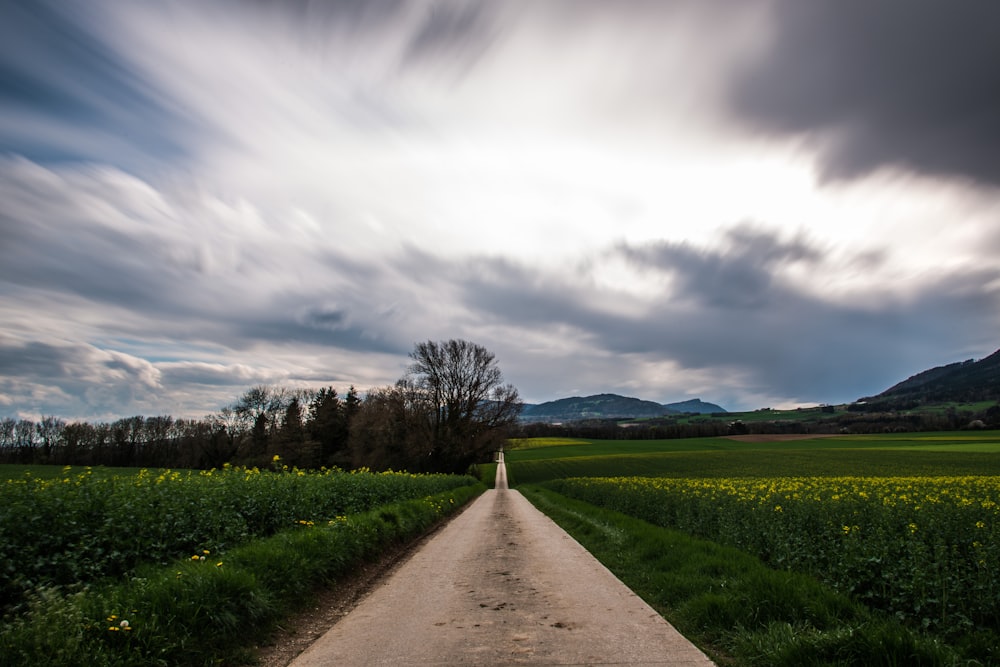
<box><xmin>1</xmin><ymin>1</ymin><xmax>998</xmax><ymax>419</ymax></box>
<box><xmin>729</xmin><ymin>0</ymin><xmax>1000</xmax><ymax>185</ymax></box>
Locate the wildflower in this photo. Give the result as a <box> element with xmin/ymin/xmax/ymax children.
<box><xmin>216</xmin><ymin>561</ymin><xmax>223</xmax><ymax>567</ymax></box>
<box><xmin>120</xmin><ymin>620</ymin><xmax>130</xmax><ymax>629</ymax></box>
<box><xmin>273</xmin><ymin>454</ymin><xmax>281</xmax><ymax>462</ymax></box>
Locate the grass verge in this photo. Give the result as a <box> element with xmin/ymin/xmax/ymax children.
<box><xmin>0</xmin><ymin>483</ymin><xmax>484</xmax><ymax>667</ymax></box>
<box><xmin>519</xmin><ymin>485</ymin><xmax>961</xmax><ymax>666</ymax></box>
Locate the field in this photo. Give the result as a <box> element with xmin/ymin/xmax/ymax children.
<box><xmin>509</xmin><ymin>431</ymin><xmax>1000</xmax><ymax>665</ymax></box>
<box><xmin>505</xmin><ymin>432</ymin><xmax>1000</xmax><ymax>485</ymax></box>
<box><xmin>0</xmin><ymin>463</ymin><xmax>484</xmax><ymax>666</ymax></box>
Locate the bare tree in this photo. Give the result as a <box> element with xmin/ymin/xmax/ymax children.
<box><xmin>405</xmin><ymin>339</ymin><xmax>522</xmax><ymax>473</ymax></box>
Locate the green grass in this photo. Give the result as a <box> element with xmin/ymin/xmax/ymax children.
<box><xmin>520</xmin><ymin>485</ymin><xmax>959</xmax><ymax>666</ymax></box>
<box><xmin>504</xmin><ymin>432</ymin><xmax>1000</xmax><ymax>485</ymax></box>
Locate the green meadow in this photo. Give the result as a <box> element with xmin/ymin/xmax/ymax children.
<box><xmin>505</xmin><ymin>432</ymin><xmax>1000</xmax><ymax>485</ymax></box>
<box><xmin>510</xmin><ymin>431</ymin><xmax>1000</xmax><ymax>666</ymax></box>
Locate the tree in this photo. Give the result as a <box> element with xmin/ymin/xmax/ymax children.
<box><xmin>405</xmin><ymin>339</ymin><xmax>522</xmax><ymax>473</ymax></box>
<box><xmin>276</xmin><ymin>397</ymin><xmax>313</xmax><ymax>467</ymax></box>
<box><xmin>348</xmin><ymin>384</ymin><xmax>430</xmax><ymax>471</ymax></box>
<box><xmin>308</xmin><ymin>387</ymin><xmax>347</xmax><ymax>466</ymax></box>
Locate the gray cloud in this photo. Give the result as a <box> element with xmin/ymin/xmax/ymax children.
<box><xmin>0</xmin><ymin>338</ymin><xmax>161</xmax><ymax>419</ymax></box>
<box><xmin>3</xmin><ymin>1</ymin><xmax>999</xmax><ymax>419</ymax></box>
<box><xmin>619</xmin><ymin>225</ymin><xmax>823</xmax><ymax>309</ymax></box>
<box><xmin>454</xmin><ymin>228</ymin><xmax>1000</xmax><ymax>405</ymax></box>
<box><xmin>729</xmin><ymin>1</ymin><xmax>1000</xmax><ymax>185</ymax></box>
<box><xmin>0</xmin><ymin>2</ymin><xmax>191</xmax><ymax>170</ymax></box>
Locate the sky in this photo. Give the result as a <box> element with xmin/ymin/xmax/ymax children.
<box><xmin>2</xmin><ymin>0</ymin><xmax>999</xmax><ymax>421</ymax></box>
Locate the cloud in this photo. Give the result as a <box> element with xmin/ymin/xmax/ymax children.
<box><xmin>0</xmin><ymin>337</ymin><xmax>161</xmax><ymax>419</ymax></box>
<box><xmin>454</xmin><ymin>227</ymin><xmax>1000</xmax><ymax>407</ymax></box>
<box><xmin>0</xmin><ymin>2</ymin><xmax>190</xmax><ymax>170</ymax></box>
<box><xmin>2</xmin><ymin>2</ymin><xmax>999</xmax><ymax>420</ymax></box>
<box><xmin>728</xmin><ymin>1</ymin><xmax>1000</xmax><ymax>185</ymax></box>
<box><xmin>3</xmin><ymin>153</ymin><xmax>998</xmax><ymax>415</ymax></box>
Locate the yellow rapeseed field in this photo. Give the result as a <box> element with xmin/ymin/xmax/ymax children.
<box><xmin>547</xmin><ymin>475</ymin><xmax>999</xmax><ymax>637</ymax></box>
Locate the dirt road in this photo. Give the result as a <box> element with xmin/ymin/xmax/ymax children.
<box><xmin>289</xmin><ymin>459</ymin><xmax>713</xmax><ymax>665</ymax></box>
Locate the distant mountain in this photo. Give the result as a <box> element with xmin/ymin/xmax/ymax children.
<box><xmin>663</xmin><ymin>398</ymin><xmax>725</xmax><ymax>414</ymax></box>
<box><xmin>520</xmin><ymin>393</ymin><xmax>726</xmax><ymax>423</ymax></box>
<box><xmin>860</xmin><ymin>348</ymin><xmax>1000</xmax><ymax>406</ymax></box>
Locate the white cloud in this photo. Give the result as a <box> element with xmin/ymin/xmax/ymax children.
<box><xmin>2</xmin><ymin>1</ymin><xmax>999</xmax><ymax>418</ymax></box>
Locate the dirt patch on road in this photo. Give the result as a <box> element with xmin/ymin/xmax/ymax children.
<box><xmin>725</xmin><ymin>433</ymin><xmax>843</xmax><ymax>443</ymax></box>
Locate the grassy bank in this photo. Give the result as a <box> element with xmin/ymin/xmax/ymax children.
<box><xmin>0</xmin><ymin>482</ymin><xmax>484</xmax><ymax>666</ymax></box>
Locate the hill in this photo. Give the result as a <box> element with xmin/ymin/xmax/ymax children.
<box><xmin>520</xmin><ymin>394</ymin><xmax>725</xmax><ymax>423</ymax></box>
<box><xmin>859</xmin><ymin>348</ymin><xmax>1000</xmax><ymax>408</ymax></box>
<box><xmin>663</xmin><ymin>398</ymin><xmax>725</xmax><ymax>414</ymax></box>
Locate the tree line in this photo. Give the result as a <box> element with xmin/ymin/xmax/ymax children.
<box><xmin>0</xmin><ymin>340</ymin><xmax>523</xmax><ymax>475</ymax></box>
<box><xmin>515</xmin><ymin>402</ymin><xmax>1000</xmax><ymax>440</ymax></box>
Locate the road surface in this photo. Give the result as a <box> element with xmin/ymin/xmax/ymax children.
<box><xmin>289</xmin><ymin>457</ymin><xmax>714</xmax><ymax>665</ymax></box>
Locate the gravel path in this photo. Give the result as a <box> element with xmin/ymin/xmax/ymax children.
<box><xmin>288</xmin><ymin>459</ymin><xmax>714</xmax><ymax>665</ymax></box>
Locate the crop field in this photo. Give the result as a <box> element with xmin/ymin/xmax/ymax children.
<box><xmin>545</xmin><ymin>475</ymin><xmax>999</xmax><ymax>638</ymax></box>
<box><xmin>510</xmin><ymin>431</ymin><xmax>1000</xmax><ymax>662</ymax></box>
<box><xmin>0</xmin><ymin>463</ymin><xmax>476</xmax><ymax>616</ymax></box>
<box><xmin>0</xmin><ymin>463</ymin><xmax>483</xmax><ymax>665</ymax></box>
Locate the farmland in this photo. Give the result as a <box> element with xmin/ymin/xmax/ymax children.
<box><xmin>505</xmin><ymin>432</ymin><xmax>1000</xmax><ymax>485</ymax></box>
<box><xmin>0</xmin><ymin>463</ymin><xmax>484</xmax><ymax>666</ymax></box>
<box><xmin>509</xmin><ymin>432</ymin><xmax>1000</xmax><ymax>665</ymax></box>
